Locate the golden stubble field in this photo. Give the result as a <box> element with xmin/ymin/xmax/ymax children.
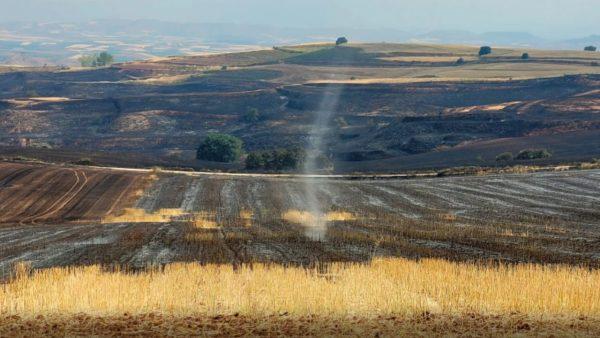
<box><xmin>2</xmin><ymin>258</ymin><xmax>600</xmax><ymax>336</ymax></box>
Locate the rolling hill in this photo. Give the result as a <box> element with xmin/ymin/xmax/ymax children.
<box><xmin>0</xmin><ymin>42</ymin><xmax>599</xmax><ymax>173</ymax></box>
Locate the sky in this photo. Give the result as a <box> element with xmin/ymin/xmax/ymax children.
<box><xmin>1</xmin><ymin>0</ymin><xmax>598</xmax><ymax>38</ymax></box>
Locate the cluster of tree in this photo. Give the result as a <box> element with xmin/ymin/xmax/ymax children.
<box><xmin>196</xmin><ymin>133</ymin><xmax>243</xmax><ymax>163</ymax></box>
<box><xmin>79</xmin><ymin>52</ymin><xmax>114</xmax><ymax>67</ymax></box>
<box><xmin>245</xmin><ymin>148</ymin><xmax>304</xmax><ymax>171</ymax></box>
<box><xmin>515</xmin><ymin>148</ymin><xmax>552</xmax><ymax>160</ymax></box>
<box><xmin>496</xmin><ymin>149</ymin><xmax>552</xmax><ymax>162</ymax></box>
<box><xmin>584</xmin><ymin>46</ymin><xmax>597</xmax><ymax>52</ymax></box>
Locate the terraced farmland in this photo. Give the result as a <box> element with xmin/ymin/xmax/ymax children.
<box><xmin>1</xmin><ymin>162</ymin><xmax>599</xmax><ymax>276</ymax></box>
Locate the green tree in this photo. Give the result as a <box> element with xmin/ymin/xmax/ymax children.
<box><xmin>243</xmin><ymin>108</ymin><xmax>261</xmax><ymax>123</ymax></box>
<box><xmin>245</xmin><ymin>152</ymin><xmax>264</xmax><ymax>170</ymax></box>
<box><xmin>79</xmin><ymin>55</ymin><xmax>97</xmax><ymax>67</ymax></box>
<box><xmin>336</xmin><ymin>37</ymin><xmax>348</xmax><ymax>46</ymax></box>
<box><xmin>79</xmin><ymin>52</ymin><xmax>115</xmax><ymax>67</ymax></box>
<box><xmin>478</xmin><ymin>46</ymin><xmax>492</xmax><ymax>56</ymax></box>
<box><xmin>278</xmin><ymin>148</ymin><xmax>304</xmax><ymax>170</ymax></box>
<box><xmin>521</xmin><ymin>53</ymin><xmax>530</xmax><ymax>60</ymax></box>
<box><xmin>245</xmin><ymin>148</ymin><xmax>304</xmax><ymax>171</ymax></box>
<box><xmin>197</xmin><ymin>133</ymin><xmax>243</xmax><ymax>163</ymax></box>
<box><xmin>584</xmin><ymin>46</ymin><xmax>597</xmax><ymax>52</ymax></box>
<box><xmin>96</xmin><ymin>52</ymin><xmax>114</xmax><ymax>67</ymax></box>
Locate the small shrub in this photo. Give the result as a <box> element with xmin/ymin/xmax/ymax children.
<box><xmin>74</xmin><ymin>158</ymin><xmax>94</xmax><ymax>166</ymax></box>
<box><xmin>496</xmin><ymin>152</ymin><xmax>514</xmax><ymax>162</ymax></box>
<box><xmin>335</xmin><ymin>116</ymin><xmax>348</xmax><ymax>127</ymax></box>
<box><xmin>515</xmin><ymin>149</ymin><xmax>552</xmax><ymax>160</ymax></box>
<box><xmin>243</xmin><ymin>108</ymin><xmax>261</xmax><ymax>123</ymax></box>
<box><xmin>197</xmin><ymin>134</ymin><xmax>243</xmax><ymax>163</ymax></box>
<box><xmin>456</xmin><ymin>57</ymin><xmax>465</xmax><ymax>65</ymax></box>
<box><xmin>521</xmin><ymin>53</ymin><xmax>530</xmax><ymax>60</ymax></box>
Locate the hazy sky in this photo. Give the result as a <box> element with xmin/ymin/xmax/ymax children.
<box><xmin>1</xmin><ymin>0</ymin><xmax>598</xmax><ymax>38</ymax></box>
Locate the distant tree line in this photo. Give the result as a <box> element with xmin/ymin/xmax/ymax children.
<box><xmin>79</xmin><ymin>52</ymin><xmax>114</xmax><ymax>67</ymax></box>
<box><xmin>245</xmin><ymin>148</ymin><xmax>304</xmax><ymax>171</ymax></box>
<box><xmin>496</xmin><ymin>149</ymin><xmax>552</xmax><ymax>162</ymax></box>
<box><xmin>195</xmin><ymin>133</ymin><xmax>306</xmax><ymax>171</ymax></box>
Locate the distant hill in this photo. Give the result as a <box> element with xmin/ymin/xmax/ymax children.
<box><xmin>0</xmin><ymin>20</ymin><xmax>598</xmax><ymax>66</ymax></box>
<box><xmin>560</xmin><ymin>35</ymin><xmax>600</xmax><ymax>49</ymax></box>
<box><xmin>411</xmin><ymin>31</ymin><xmax>546</xmax><ymax>47</ymax></box>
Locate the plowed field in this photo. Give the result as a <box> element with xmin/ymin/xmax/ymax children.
<box><xmin>1</xmin><ymin>162</ymin><xmax>599</xmax><ymax>274</ymax></box>
<box><xmin>0</xmin><ymin>162</ymin><xmax>143</xmax><ymax>225</ymax></box>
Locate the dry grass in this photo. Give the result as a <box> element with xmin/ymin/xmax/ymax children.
<box><xmin>102</xmin><ymin>208</ymin><xmax>185</xmax><ymax>223</ymax></box>
<box><xmin>103</xmin><ymin>208</ymin><xmax>253</xmax><ymax>228</ymax></box>
<box><xmin>282</xmin><ymin>210</ymin><xmax>358</xmax><ymax>226</ymax></box>
<box><xmin>190</xmin><ymin>211</ymin><xmax>219</xmax><ymax>229</ymax></box>
<box><xmin>239</xmin><ymin>209</ymin><xmax>253</xmax><ymax>227</ymax></box>
<box><xmin>2</xmin><ymin>258</ymin><xmax>599</xmax><ymax>319</ymax></box>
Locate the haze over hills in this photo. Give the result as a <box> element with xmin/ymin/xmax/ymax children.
<box><xmin>1</xmin><ymin>20</ymin><xmax>599</xmax><ymax>66</ymax></box>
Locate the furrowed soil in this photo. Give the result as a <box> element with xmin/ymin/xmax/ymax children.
<box><xmin>1</xmin><ymin>162</ymin><xmax>599</xmax><ymax>273</ymax></box>
<box><xmin>0</xmin><ymin>162</ymin><xmax>144</xmax><ymax>225</ymax></box>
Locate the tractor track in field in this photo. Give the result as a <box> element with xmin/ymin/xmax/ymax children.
<box><xmin>0</xmin><ymin>162</ymin><xmax>143</xmax><ymax>226</ymax></box>
<box><xmin>22</xmin><ymin>169</ymin><xmax>87</xmax><ymax>225</ymax></box>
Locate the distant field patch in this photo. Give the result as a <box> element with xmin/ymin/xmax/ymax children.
<box><xmin>380</xmin><ymin>56</ymin><xmax>477</xmax><ymax>62</ymax></box>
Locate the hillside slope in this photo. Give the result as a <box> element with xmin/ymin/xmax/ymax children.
<box><xmin>0</xmin><ymin>43</ymin><xmax>599</xmax><ymax>172</ymax></box>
